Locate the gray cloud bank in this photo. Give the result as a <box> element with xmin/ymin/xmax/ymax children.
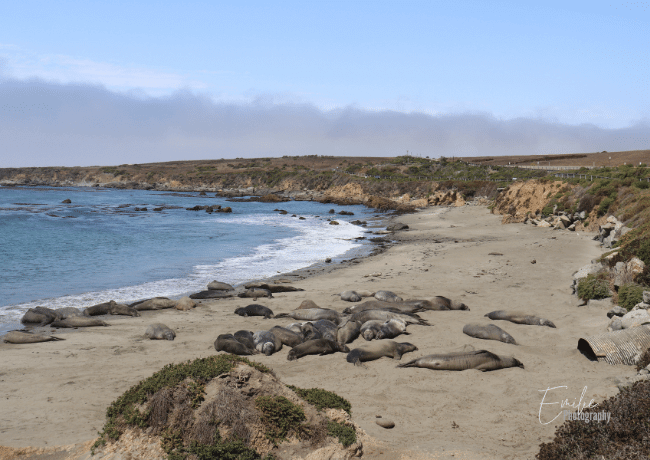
<box><xmin>1</xmin><ymin>78</ymin><xmax>649</xmax><ymax>167</ymax></box>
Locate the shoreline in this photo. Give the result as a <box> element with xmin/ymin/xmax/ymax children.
<box><xmin>0</xmin><ymin>204</ymin><xmax>637</xmax><ymax>459</ymax></box>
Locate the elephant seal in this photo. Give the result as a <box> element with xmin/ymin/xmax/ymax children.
<box><xmin>287</xmin><ymin>339</ymin><xmax>348</xmax><ymax>361</ymax></box>
<box><xmin>51</xmin><ymin>317</ymin><xmax>109</xmax><ymax>328</ymax></box>
<box><xmin>463</xmin><ymin>323</ymin><xmax>517</xmax><ymax>345</ymax></box>
<box><xmin>235</xmin><ymin>304</ymin><xmax>274</xmax><ymax>319</ymax></box>
<box><xmin>312</xmin><ymin>319</ymin><xmax>338</xmax><ymax>342</ymax></box>
<box><xmin>270</xmin><ymin>326</ymin><xmax>303</xmax><ymax>347</ymax></box>
<box><xmin>253</xmin><ymin>330</ymin><xmax>282</xmax><ymax>355</ymax></box>
<box><xmin>189</xmin><ymin>290</ymin><xmax>235</xmax><ymax>300</ymax></box>
<box><xmin>343</xmin><ymin>300</ymin><xmax>424</xmax><ymax>315</ymax></box>
<box><xmin>275</xmin><ymin>308</ymin><xmax>341</xmax><ymax>324</ymax></box>
<box><xmin>215</xmin><ymin>334</ymin><xmax>256</xmax><ymax>355</ymax></box>
<box><xmin>337</xmin><ymin>319</ymin><xmax>361</xmax><ymax>346</ymax></box>
<box><xmin>237</xmin><ymin>288</ymin><xmax>273</xmax><ymax>300</ymax></box>
<box><xmin>131</xmin><ymin>297</ymin><xmax>177</xmax><ymax>310</ymax></box>
<box><xmin>485</xmin><ymin>310</ymin><xmax>556</xmax><ymax>328</ymax></box>
<box><xmin>430</xmin><ymin>296</ymin><xmax>469</xmax><ymax>311</ymax></box>
<box><xmin>145</xmin><ymin>323</ymin><xmax>175</xmax><ymax>340</ymax></box>
<box><xmin>346</xmin><ymin>341</ymin><xmax>418</xmax><ymax>366</ymax></box>
<box><xmin>338</xmin><ymin>290</ymin><xmax>362</xmax><ymax>302</ymax></box>
<box><xmin>397</xmin><ymin>349</ymin><xmax>524</xmax><ymax>371</ymax></box>
<box><xmin>350</xmin><ymin>309</ymin><xmax>430</xmax><ymax>327</ymax></box>
<box><xmin>374</xmin><ymin>290</ymin><xmax>403</xmax><ymax>303</ymax></box>
<box><xmin>56</xmin><ymin>307</ymin><xmax>84</xmax><ymax>319</ymax></box>
<box><xmin>3</xmin><ymin>331</ymin><xmax>65</xmax><ymax>344</ymax></box>
<box><xmin>244</xmin><ymin>282</ymin><xmax>304</xmax><ymax>293</ymax></box>
<box><xmin>84</xmin><ymin>300</ymin><xmax>140</xmax><ymax>317</ymax></box>
<box><xmin>297</xmin><ymin>300</ymin><xmax>320</xmax><ymax>310</ymax></box>
<box><xmin>360</xmin><ymin>320</ymin><xmax>384</xmax><ymax>341</ymax></box>
<box><xmin>207</xmin><ymin>280</ymin><xmax>234</xmax><ymax>291</ymax></box>
<box><xmin>376</xmin><ymin>319</ymin><xmax>409</xmax><ymax>340</ymax></box>
<box><xmin>21</xmin><ymin>307</ymin><xmax>61</xmax><ymax>326</ymax></box>
<box><xmin>301</xmin><ymin>322</ymin><xmax>323</xmax><ymax>341</ymax></box>
<box><xmin>233</xmin><ymin>330</ymin><xmax>256</xmax><ymax>350</ymax></box>
<box><xmin>285</xmin><ymin>323</ymin><xmax>305</xmax><ymax>337</ymax></box>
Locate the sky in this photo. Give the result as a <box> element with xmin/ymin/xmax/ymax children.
<box><xmin>0</xmin><ymin>0</ymin><xmax>649</xmax><ymax>167</ymax></box>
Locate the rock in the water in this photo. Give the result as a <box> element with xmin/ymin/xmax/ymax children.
<box><xmin>386</xmin><ymin>223</ymin><xmax>409</xmax><ymax>231</ymax></box>
<box><xmin>621</xmin><ymin>310</ymin><xmax>650</xmax><ymax>329</ymax></box>
<box><xmin>329</xmin><ymin>221</ymin><xmax>339</xmax><ymax>225</ymax></box>
<box><xmin>607</xmin><ymin>306</ymin><xmax>627</xmax><ymax>318</ymax></box>
<box><xmin>207</xmin><ymin>280</ymin><xmax>234</xmax><ymax>291</ymax></box>
<box><xmin>175</xmin><ymin>297</ymin><xmax>196</xmax><ymax>311</ymax></box>
<box><xmin>62</xmin><ymin>199</ymin><xmax>71</xmax><ymax>203</ymax></box>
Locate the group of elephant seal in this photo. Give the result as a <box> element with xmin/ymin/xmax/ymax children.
<box><xmin>21</xmin><ymin>307</ymin><xmax>63</xmax><ymax>326</ymax></box>
<box><xmin>397</xmin><ymin>349</ymin><xmax>524</xmax><ymax>372</ymax></box>
<box><xmin>346</xmin><ymin>341</ymin><xmax>417</xmax><ymax>365</ymax></box>
<box><xmin>485</xmin><ymin>310</ymin><xmax>556</xmax><ymax>328</ymax></box>
<box><xmin>215</xmin><ymin>333</ymin><xmax>257</xmax><ymax>355</ymax></box>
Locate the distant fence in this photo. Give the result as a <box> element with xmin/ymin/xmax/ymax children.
<box><xmin>554</xmin><ymin>172</ymin><xmax>650</xmax><ymax>182</ymax></box>
<box><xmin>466</xmin><ymin>163</ymin><xmax>594</xmax><ymax>171</ymax></box>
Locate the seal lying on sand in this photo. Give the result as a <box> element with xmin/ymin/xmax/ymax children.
<box><xmin>343</xmin><ymin>300</ymin><xmax>424</xmax><ymax>315</ymax></box>
<box><xmin>84</xmin><ymin>301</ymin><xmax>140</xmax><ymax>317</ymax></box>
<box><xmin>237</xmin><ymin>288</ymin><xmax>273</xmax><ymax>300</ymax></box>
<box><xmin>145</xmin><ymin>323</ymin><xmax>175</xmax><ymax>340</ymax></box>
<box><xmin>397</xmin><ymin>350</ymin><xmax>524</xmax><ymax>371</ymax></box>
<box><xmin>235</xmin><ymin>304</ymin><xmax>274</xmax><ymax>319</ymax></box>
<box><xmin>244</xmin><ymin>282</ymin><xmax>304</xmax><ymax>293</ymax></box>
<box><xmin>346</xmin><ymin>341</ymin><xmax>417</xmax><ymax>365</ymax></box>
<box><xmin>429</xmin><ymin>296</ymin><xmax>470</xmax><ymax>311</ymax></box>
<box><xmin>270</xmin><ymin>326</ymin><xmax>303</xmax><ymax>347</ymax></box>
<box><xmin>297</xmin><ymin>300</ymin><xmax>320</xmax><ymax>310</ymax></box>
<box><xmin>51</xmin><ymin>317</ymin><xmax>109</xmax><ymax>328</ymax></box>
<box><xmin>215</xmin><ymin>333</ymin><xmax>256</xmax><ymax>355</ymax></box>
<box><xmin>234</xmin><ymin>330</ymin><xmax>256</xmax><ymax>350</ymax></box>
<box><xmin>337</xmin><ymin>319</ymin><xmax>361</xmax><ymax>346</ymax></box>
<box><xmin>3</xmin><ymin>331</ymin><xmax>65</xmax><ymax>343</ymax></box>
<box><xmin>253</xmin><ymin>330</ymin><xmax>283</xmax><ymax>355</ymax></box>
<box><xmin>338</xmin><ymin>290</ymin><xmax>362</xmax><ymax>302</ymax></box>
<box><xmin>350</xmin><ymin>309</ymin><xmax>430</xmax><ymax>327</ymax></box>
<box><xmin>311</xmin><ymin>319</ymin><xmax>338</xmax><ymax>342</ymax></box>
<box><xmin>360</xmin><ymin>320</ymin><xmax>384</xmax><ymax>341</ymax></box>
<box><xmin>287</xmin><ymin>339</ymin><xmax>348</xmax><ymax>361</ymax></box>
<box><xmin>276</xmin><ymin>308</ymin><xmax>341</xmax><ymax>324</ymax></box>
<box><xmin>374</xmin><ymin>290</ymin><xmax>403</xmax><ymax>303</ymax></box>
<box><xmin>131</xmin><ymin>297</ymin><xmax>177</xmax><ymax>310</ymax></box>
<box><xmin>463</xmin><ymin>323</ymin><xmax>517</xmax><ymax>344</ymax></box>
<box><xmin>301</xmin><ymin>322</ymin><xmax>323</xmax><ymax>341</ymax></box>
<box><xmin>21</xmin><ymin>307</ymin><xmax>61</xmax><ymax>326</ymax></box>
<box><xmin>376</xmin><ymin>319</ymin><xmax>409</xmax><ymax>340</ymax></box>
<box><xmin>485</xmin><ymin>310</ymin><xmax>556</xmax><ymax>328</ymax></box>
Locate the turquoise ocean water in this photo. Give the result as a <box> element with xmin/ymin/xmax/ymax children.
<box><xmin>0</xmin><ymin>186</ymin><xmax>379</xmax><ymax>334</ymax></box>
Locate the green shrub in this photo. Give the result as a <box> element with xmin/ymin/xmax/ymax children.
<box><xmin>287</xmin><ymin>386</ymin><xmax>352</xmax><ymax>414</ymax></box>
<box><xmin>598</xmin><ymin>196</ymin><xmax>615</xmax><ymax>216</ymax></box>
<box><xmin>255</xmin><ymin>396</ymin><xmax>306</xmax><ymax>444</ymax></box>
<box><xmin>576</xmin><ymin>274</ymin><xmax>610</xmax><ymax>301</ymax></box>
<box><xmin>327</xmin><ymin>421</ymin><xmax>356</xmax><ymax>447</ymax></box>
<box><xmin>618</xmin><ymin>284</ymin><xmax>645</xmax><ymax>311</ymax></box>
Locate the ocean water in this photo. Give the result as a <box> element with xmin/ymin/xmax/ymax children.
<box><xmin>0</xmin><ymin>186</ymin><xmax>380</xmax><ymax>333</ymax></box>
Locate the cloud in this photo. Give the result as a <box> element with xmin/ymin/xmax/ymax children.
<box><xmin>0</xmin><ymin>77</ymin><xmax>648</xmax><ymax>167</ymax></box>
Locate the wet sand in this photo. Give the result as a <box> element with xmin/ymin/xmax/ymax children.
<box><xmin>0</xmin><ymin>205</ymin><xmax>636</xmax><ymax>459</ymax></box>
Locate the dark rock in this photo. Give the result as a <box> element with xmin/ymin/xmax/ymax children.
<box><xmin>329</xmin><ymin>209</ymin><xmax>335</xmax><ymax>214</ymax></box>
<box><xmin>62</xmin><ymin>199</ymin><xmax>71</xmax><ymax>203</ymax></box>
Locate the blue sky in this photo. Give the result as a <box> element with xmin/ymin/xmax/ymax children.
<box><xmin>1</xmin><ymin>1</ymin><xmax>649</xmax><ymax>166</ymax></box>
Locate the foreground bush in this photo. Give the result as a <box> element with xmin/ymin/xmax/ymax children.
<box><xmin>537</xmin><ymin>380</ymin><xmax>650</xmax><ymax>459</ymax></box>
<box><xmin>618</xmin><ymin>284</ymin><xmax>645</xmax><ymax>311</ymax></box>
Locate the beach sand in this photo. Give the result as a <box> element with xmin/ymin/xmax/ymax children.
<box><xmin>0</xmin><ymin>205</ymin><xmax>636</xmax><ymax>459</ymax></box>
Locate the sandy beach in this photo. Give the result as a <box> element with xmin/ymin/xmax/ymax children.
<box><xmin>0</xmin><ymin>205</ymin><xmax>637</xmax><ymax>459</ymax></box>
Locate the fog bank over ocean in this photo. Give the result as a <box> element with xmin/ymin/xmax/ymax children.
<box><xmin>1</xmin><ymin>78</ymin><xmax>649</xmax><ymax>167</ymax></box>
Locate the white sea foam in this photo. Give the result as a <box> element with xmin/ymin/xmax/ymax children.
<box><xmin>0</xmin><ymin>215</ymin><xmax>368</xmax><ymax>323</ymax></box>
